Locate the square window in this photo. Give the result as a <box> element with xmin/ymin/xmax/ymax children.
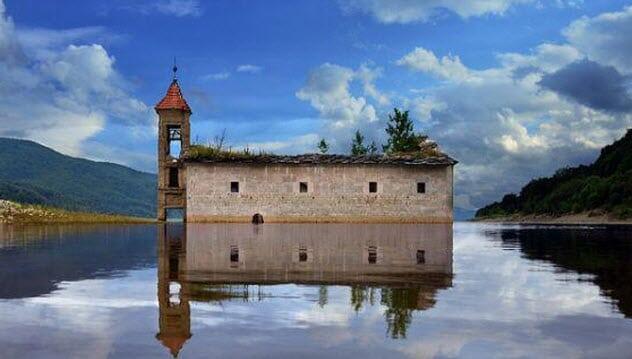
<box><xmin>368</xmin><ymin>246</ymin><xmax>377</xmax><ymax>264</ymax></box>
<box><xmin>417</xmin><ymin>182</ymin><xmax>426</xmax><ymax>194</ymax></box>
<box><xmin>416</xmin><ymin>250</ymin><xmax>425</xmax><ymax>264</ymax></box>
<box><xmin>369</xmin><ymin>182</ymin><xmax>378</xmax><ymax>193</ymax></box>
<box><xmin>231</xmin><ymin>181</ymin><xmax>239</xmax><ymax>193</ymax></box>
<box><xmin>300</xmin><ymin>182</ymin><xmax>308</xmax><ymax>193</ymax></box>
<box><xmin>299</xmin><ymin>247</ymin><xmax>308</xmax><ymax>262</ymax></box>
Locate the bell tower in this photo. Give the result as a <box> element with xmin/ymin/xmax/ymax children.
<box><xmin>156</xmin><ymin>63</ymin><xmax>191</xmax><ymax>221</ymax></box>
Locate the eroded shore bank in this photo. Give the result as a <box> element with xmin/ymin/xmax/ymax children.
<box><xmin>0</xmin><ymin>200</ymin><xmax>153</xmax><ymax>224</ymax></box>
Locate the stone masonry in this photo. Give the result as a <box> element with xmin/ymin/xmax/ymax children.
<box><xmin>186</xmin><ymin>162</ymin><xmax>454</xmax><ymax>223</ymax></box>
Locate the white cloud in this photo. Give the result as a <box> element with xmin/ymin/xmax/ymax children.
<box><xmin>154</xmin><ymin>0</ymin><xmax>202</xmax><ymax>17</ymax></box>
<box><xmin>236</xmin><ymin>64</ymin><xmax>262</xmax><ymax>73</ymax></box>
<box><xmin>339</xmin><ymin>0</ymin><xmax>532</xmax><ymax>24</ymax></box>
<box><xmin>396</xmin><ymin>47</ymin><xmax>472</xmax><ymax>82</ymax></box>
<box><xmin>396</xmin><ymin>43</ymin><xmax>631</xmax><ymax>208</ymax></box>
<box><xmin>0</xmin><ymin>0</ymin><xmax>152</xmax><ymax>157</ymax></box>
<box><xmin>296</xmin><ymin>63</ymin><xmax>379</xmax><ymax>131</ymax></box>
<box><xmin>563</xmin><ymin>5</ymin><xmax>632</xmax><ymax>73</ymax></box>
<box><xmin>356</xmin><ymin>63</ymin><xmax>390</xmax><ymax>106</ymax></box>
<box><xmin>203</xmin><ymin>71</ymin><xmax>231</xmax><ymax>81</ymax></box>
<box><xmin>497</xmin><ymin>43</ymin><xmax>581</xmax><ymax>73</ymax></box>
<box><xmin>238</xmin><ymin>133</ymin><xmax>320</xmax><ymax>154</ymax></box>
<box><xmin>119</xmin><ymin>0</ymin><xmax>202</xmax><ymax>17</ymax></box>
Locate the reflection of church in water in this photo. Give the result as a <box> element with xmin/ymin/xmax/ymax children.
<box><xmin>156</xmin><ymin>224</ymin><xmax>453</xmax><ymax>357</ymax></box>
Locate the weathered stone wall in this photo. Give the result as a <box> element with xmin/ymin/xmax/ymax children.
<box><xmin>185</xmin><ymin>163</ymin><xmax>453</xmax><ymax>223</ymax></box>
<box><xmin>157</xmin><ymin>109</ymin><xmax>190</xmax><ymax>220</ymax></box>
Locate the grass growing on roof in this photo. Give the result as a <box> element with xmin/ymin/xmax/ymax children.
<box><xmin>188</xmin><ymin>144</ymin><xmax>274</xmax><ymax>160</ymax></box>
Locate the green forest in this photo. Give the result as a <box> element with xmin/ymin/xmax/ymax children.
<box><xmin>0</xmin><ymin>138</ymin><xmax>156</xmax><ymax>217</ymax></box>
<box><xmin>476</xmin><ymin>129</ymin><xmax>632</xmax><ymax>219</ymax></box>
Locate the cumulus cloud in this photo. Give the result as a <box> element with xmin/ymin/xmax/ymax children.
<box><xmin>356</xmin><ymin>63</ymin><xmax>390</xmax><ymax>106</ymax></box>
<box><xmin>498</xmin><ymin>43</ymin><xmax>581</xmax><ymax>74</ymax></box>
<box><xmin>0</xmin><ymin>1</ymin><xmax>151</xmax><ymax>157</ymax></box>
<box><xmin>396</xmin><ymin>47</ymin><xmax>472</xmax><ymax>82</ymax></box>
<box><xmin>338</xmin><ymin>0</ymin><xmax>532</xmax><ymax>24</ymax></box>
<box><xmin>539</xmin><ymin>60</ymin><xmax>632</xmax><ymax>113</ymax></box>
<box><xmin>564</xmin><ymin>5</ymin><xmax>632</xmax><ymax>73</ymax></box>
<box><xmin>296</xmin><ymin>63</ymin><xmax>380</xmax><ymax>131</ymax></box>
<box><xmin>395</xmin><ymin>39</ymin><xmax>631</xmax><ymax>208</ymax></box>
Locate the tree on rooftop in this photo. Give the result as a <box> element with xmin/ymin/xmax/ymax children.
<box><xmin>383</xmin><ymin>108</ymin><xmax>439</xmax><ymax>156</ymax></box>
<box><xmin>368</xmin><ymin>140</ymin><xmax>378</xmax><ymax>155</ymax></box>
<box><xmin>351</xmin><ymin>130</ymin><xmax>368</xmax><ymax>155</ymax></box>
<box><xmin>317</xmin><ymin>138</ymin><xmax>329</xmax><ymax>154</ymax></box>
<box><xmin>383</xmin><ymin>108</ymin><xmax>418</xmax><ymax>153</ymax></box>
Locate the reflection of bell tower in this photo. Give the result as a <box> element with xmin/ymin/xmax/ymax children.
<box><xmin>156</xmin><ymin>62</ymin><xmax>191</xmax><ymax>221</ymax></box>
<box><xmin>156</xmin><ymin>224</ymin><xmax>191</xmax><ymax>357</ymax></box>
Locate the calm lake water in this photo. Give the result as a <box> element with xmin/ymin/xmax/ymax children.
<box><xmin>0</xmin><ymin>223</ymin><xmax>631</xmax><ymax>358</ymax></box>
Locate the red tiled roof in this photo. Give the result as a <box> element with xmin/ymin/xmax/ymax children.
<box><xmin>155</xmin><ymin>79</ymin><xmax>191</xmax><ymax>112</ymax></box>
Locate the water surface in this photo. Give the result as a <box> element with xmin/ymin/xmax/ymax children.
<box><xmin>0</xmin><ymin>223</ymin><xmax>631</xmax><ymax>358</ymax></box>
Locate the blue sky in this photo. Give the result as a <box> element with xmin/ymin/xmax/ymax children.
<box><xmin>1</xmin><ymin>0</ymin><xmax>631</xmax><ymax>210</ymax></box>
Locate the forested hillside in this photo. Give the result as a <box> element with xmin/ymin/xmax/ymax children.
<box><xmin>476</xmin><ymin>129</ymin><xmax>632</xmax><ymax>219</ymax></box>
<box><xmin>0</xmin><ymin>138</ymin><xmax>156</xmax><ymax>217</ymax></box>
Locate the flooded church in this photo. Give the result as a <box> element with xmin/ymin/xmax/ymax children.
<box><xmin>155</xmin><ymin>73</ymin><xmax>456</xmax><ymax>223</ymax></box>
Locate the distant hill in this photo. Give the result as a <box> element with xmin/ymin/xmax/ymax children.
<box><xmin>0</xmin><ymin>138</ymin><xmax>156</xmax><ymax>217</ymax></box>
<box><xmin>476</xmin><ymin>129</ymin><xmax>632</xmax><ymax>220</ymax></box>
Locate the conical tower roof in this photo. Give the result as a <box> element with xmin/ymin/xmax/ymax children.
<box><xmin>155</xmin><ymin>79</ymin><xmax>191</xmax><ymax>113</ymax></box>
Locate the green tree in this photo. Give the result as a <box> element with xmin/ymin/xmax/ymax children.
<box><xmin>317</xmin><ymin>139</ymin><xmax>329</xmax><ymax>154</ymax></box>
<box><xmin>368</xmin><ymin>141</ymin><xmax>378</xmax><ymax>155</ymax></box>
<box><xmin>351</xmin><ymin>130</ymin><xmax>368</xmax><ymax>155</ymax></box>
<box><xmin>383</xmin><ymin>108</ymin><xmax>419</xmax><ymax>153</ymax></box>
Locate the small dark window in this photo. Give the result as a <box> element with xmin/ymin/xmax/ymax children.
<box><xmin>299</xmin><ymin>182</ymin><xmax>308</xmax><ymax>193</ymax></box>
<box><xmin>368</xmin><ymin>246</ymin><xmax>377</xmax><ymax>264</ymax></box>
<box><xmin>416</xmin><ymin>250</ymin><xmax>425</xmax><ymax>264</ymax></box>
<box><xmin>417</xmin><ymin>182</ymin><xmax>426</xmax><ymax>193</ymax></box>
<box><xmin>231</xmin><ymin>181</ymin><xmax>239</xmax><ymax>193</ymax></box>
<box><xmin>168</xmin><ymin>167</ymin><xmax>179</xmax><ymax>188</ymax></box>
<box><xmin>230</xmin><ymin>246</ymin><xmax>239</xmax><ymax>262</ymax></box>
<box><xmin>299</xmin><ymin>247</ymin><xmax>308</xmax><ymax>262</ymax></box>
<box><xmin>369</xmin><ymin>182</ymin><xmax>378</xmax><ymax>193</ymax></box>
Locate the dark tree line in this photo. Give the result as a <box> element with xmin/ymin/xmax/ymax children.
<box><xmin>476</xmin><ymin>129</ymin><xmax>632</xmax><ymax>219</ymax></box>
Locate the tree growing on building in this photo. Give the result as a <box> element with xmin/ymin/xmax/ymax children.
<box><xmin>368</xmin><ymin>140</ymin><xmax>378</xmax><ymax>155</ymax></box>
<box><xmin>383</xmin><ymin>108</ymin><xmax>439</xmax><ymax>156</ymax></box>
<box><xmin>317</xmin><ymin>138</ymin><xmax>329</xmax><ymax>154</ymax></box>
<box><xmin>351</xmin><ymin>130</ymin><xmax>368</xmax><ymax>155</ymax></box>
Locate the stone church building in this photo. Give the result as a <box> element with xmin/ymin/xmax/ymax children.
<box><xmin>156</xmin><ymin>75</ymin><xmax>456</xmax><ymax>223</ymax></box>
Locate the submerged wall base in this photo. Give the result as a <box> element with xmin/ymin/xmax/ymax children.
<box><xmin>187</xmin><ymin>215</ymin><xmax>453</xmax><ymax>224</ymax></box>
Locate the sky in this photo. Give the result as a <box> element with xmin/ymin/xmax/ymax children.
<box><xmin>0</xmin><ymin>0</ymin><xmax>631</xmax><ymax>212</ymax></box>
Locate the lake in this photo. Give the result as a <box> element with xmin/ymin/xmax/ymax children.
<box><xmin>0</xmin><ymin>222</ymin><xmax>631</xmax><ymax>358</ymax></box>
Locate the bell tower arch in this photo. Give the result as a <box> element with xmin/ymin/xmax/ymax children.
<box><xmin>156</xmin><ymin>65</ymin><xmax>191</xmax><ymax>221</ymax></box>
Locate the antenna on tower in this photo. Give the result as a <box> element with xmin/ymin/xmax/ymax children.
<box><xmin>172</xmin><ymin>57</ymin><xmax>178</xmax><ymax>80</ymax></box>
